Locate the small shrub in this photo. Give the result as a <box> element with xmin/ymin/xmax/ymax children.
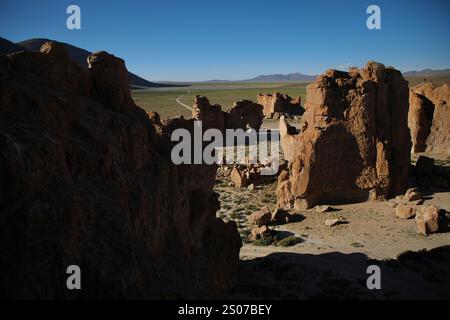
<box><xmin>229</xmin><ymin>211</ymin><xmax>241</xmax><ymax>220</ymax></box>
<box><xmin>351</xmin><ymin>242</ymin><xmax>364</xmax><ymax>248</ymax></box>
<box><xmin>240</xmin><ymin>229</ymin><xmax>251</xmax><ymax>243</ymax></box>
<box><xmin>277</xmin><ymin>236</ymin><xmax>303</xmax><ymax>247</ymax></box>
<box><xmin>253</xmin><ymin>235</ymin><xmax>277</xmax><ymax>247</ymax></box>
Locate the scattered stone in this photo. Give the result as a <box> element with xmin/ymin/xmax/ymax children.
<box><xmin>396</xmin><ymin>204</ymin><xmax>416</xmax><ymax>219</ymax></box>
<box><xmin>230</xmin><ymin>166</ymin><xmax>249</xmax><ymax>188</ymax></box>
<box><xmin>368</xmin><ymin>189</ymin><xmax>378</xmax><ymax>201</ymax></box>
<box><xmin>388</xmin><ymin>200</ymin><xmax>399</xmax><ymax>208</ymax></box>
<box><xmin>250</xmin><ymin>225</ymin><xmax>271</xmax><ymax>240</ymax></box>
<box><xmin>294</xmin><ymin>198</ymin><xmax>309</xmax><ymax>211</ymax></box>
<box><xmin>405</xmin><ymin>188</ymin><xmax>422</xmax><ymax>202</ymax></box>
<box><xmin>249</xmin><ymin>206</ymin><xmax>272</xmax><ymax>227</ymax></box>
<box><xmin>324</xmin><ymin>218</ymin><xmax>340</xmax><ymax>227</ymax></box>
<box><xmin>415</xmin><ymin>205</ymin><xmax>440</xmax><ymax>235</ymax></box>
<box><xmin>315</xmin><ymin>205</ymin><xmax>331</xmax><ymax>213</ymax></box>
<box><xmin>395</xmin><ymin>195</ymin><xmax>407</xmax><ymax>204</ymax></box>
<box><xmin>411</xmin><ymin>199</ymin><xmax>424</xmax><ymax>206</ymax></box>
<box><xmin>272</xmin><ymin>208</ymin><xmax>291</xmax><ymax>224</ymax></box>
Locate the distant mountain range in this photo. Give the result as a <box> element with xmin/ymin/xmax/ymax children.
<box><xmin>206</xmin><ymin>69</ymin><xmax>450</xmax><ymax>83</ymax></box>
<box><xmin>403</xmin><ymin>69</ymin><xmax>450</xmax><ymax>77</ymax></box>
<box><xmin>244</xmin><ymin>72</ymin><xmax>317</xmax><ymax>82</ymax></box>
<box><xmin>0</xmin><ymin>37</ymin><xmax>178</xmax><ymax>88</ymax></box>
<box><xmin>205</xmin><ymin>72</ymin><xmax>317</xmax><ymax>83</ymax></box>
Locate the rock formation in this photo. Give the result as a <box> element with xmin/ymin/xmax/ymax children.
<box><xmin>192</xmin><ymin>96</ymin><xmax>264</xmax><ymax>131</ymax></box>
<box><xmin>409</xmin><ymin>83</ymin><xmax>449</xmax><ymax>154</ymax></box>
<box><xmin>0</xmin><ymin>42</ymin><xmax>242</xmax><ymax>299</ymax></box>
<box><xmin>192</xmin><ymin>96</ymin><xmax>264</xmax><ymax>130</ymax></box>
<box><xmin>277</xmin><ymin>62</ymin><xmax>411</xmax><ymax>209</ymax></box>
<box><xmin>226</xmin><ymin>100</ymin><xmax>264</xmax><ymax>130</ymax></box>
<box><xmin>257</xmin><ymin>93</ymin><xmax>304</xmax><ymax>118</ymax></box>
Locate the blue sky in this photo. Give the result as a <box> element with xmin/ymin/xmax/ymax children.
<box><xmin>1</xmin><ymin>0</ymin><xmax>449</xmax><ymax>81</ymax></box>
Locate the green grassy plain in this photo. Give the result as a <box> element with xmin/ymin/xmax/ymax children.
<box><xmin>405</xmin><ymin>75</ymin><xmax>450</xmax><ymax>87</ymax></box>
<box><xmin>131</xmin><ymin>82</ymin><xmax>308</xmax><ymax>120</ymax></box>
<box><xmin>132</xmin><ymin>75</ymin><xmax>450</xmax><ymax>120</ymax></box>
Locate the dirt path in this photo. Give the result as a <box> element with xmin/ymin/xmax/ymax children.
<box><xmin>175</xmin><ymin>95</ymin><xmax>193</xmax><ymax>111</ymax></box>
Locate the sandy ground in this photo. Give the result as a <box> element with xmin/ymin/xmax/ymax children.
<box><xmin>217</xmin><ymin>175</ymin><xmax>450</xmax><ymax>299</ymax></box>
<box><xmin>240</xmin><ymin>197</ymin><xmax>450</xmax><ymax>261</ymax></box>
<box><xmin>215</xmin><ymin>126</ymin><xmax>450</xmax><ymax>299</ymax></box>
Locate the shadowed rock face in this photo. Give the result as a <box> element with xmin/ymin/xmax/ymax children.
<box><xmin>277</xmin><ymin>62</ymin><xmax>411</xmax><ymax>209</ymax></box>
<box><xmin>0</xmin><ymin>42</ymin><xmax>241</xmax><ymax>299</ymax></box>
<box><xmin>409</xmin><ymin>83</ymin><xmax>449</xmax><ymax>154</ymax></box>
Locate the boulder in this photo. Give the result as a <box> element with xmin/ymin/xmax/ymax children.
<box><xmin>415</xmin><ymin>205</ymin><xmax>440</xmax><ymax>235</ymax></box>
<box><xmin>277</xmin><ymin>62</ymin><xmax>411</xmax><ymax>209</ymax></box>
<box><xmin>316</xmin><ymin>205</ymin><xmax>331</xmax><ymax>213</ymax></box>
<box><xmin>404</xmin><ymin>188</ymin><xmax>422</xmax><ymax>202</ymax></box>
<box><xmin>409</xmin><ymin>83</ymin><xmax>450</xmax><ymax>154</ymax></box>
<box><xmin>396</xmin><ymin>204</ymin><xmax>417</xmax><ymax>219</ymax></box>
<box><xmin>272</xmin><ymin>208</ymin><xmax>292</xmax><ymax>223</ymax></box>
<box><xmin>249</xmin><ymin>206</ymin><xmax>272</xmax><ymax>227</ymax></box>
<box><xmin>294</xmin><ymin>198</ymin><xmax>309</xmax><ymax>211</ymax></box>
<box><xmin>324</xmin><ymin>218</ymin><xmax>340</xmax><ymax>227</ymax></box>
<box><xmin>250</xmin><ymin>225</ymin><xmax>272</xmax><ymax>240</ymax></box>
<box><xmin>230</xmin><ymin>166</ymin><xmax>249</xmax><ymax>188</ymax></box>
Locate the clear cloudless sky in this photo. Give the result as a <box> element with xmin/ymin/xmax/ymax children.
<box><xmin>1</xmin><ymin>0</ymin><xmax>449</xmax><ymax>81</ymax></box>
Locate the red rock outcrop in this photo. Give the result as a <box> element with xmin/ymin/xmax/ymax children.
<box><xmin>291</xmin><ymin>96</ymin><xmax>302</xmax><ymax>108</ymax></box>
<box><xmin>0</xmin><ymin>42</ymin><xmax>241</xmax><ymax>299</ymax></box>
<box><xmin>277</xmin><ymin>62</ymin><xmax>411</xmax><ymax>208</ymax></box>
<box><xmin>257</xmin><ymin>93</ymin><xmax>289</xmax><ymax>116</ymax></box>
<box><xmin>226</xmin><ymin>100</ymin><xmax>264</xmax><ymax>130</ymax></box>
<box><xmin>409</xmin><ymin>83</ymin><xmax>449</xmax><ymax>154</ymax></box>
<box><xmin>192</xmin><ymin>96</ymin><xmax>264</xmax><ymax>131</ymax></box>
<box><xmin>257</xmin><ymin>93</ymin><xmax>304</xmax><ymax>118</ymax></box>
